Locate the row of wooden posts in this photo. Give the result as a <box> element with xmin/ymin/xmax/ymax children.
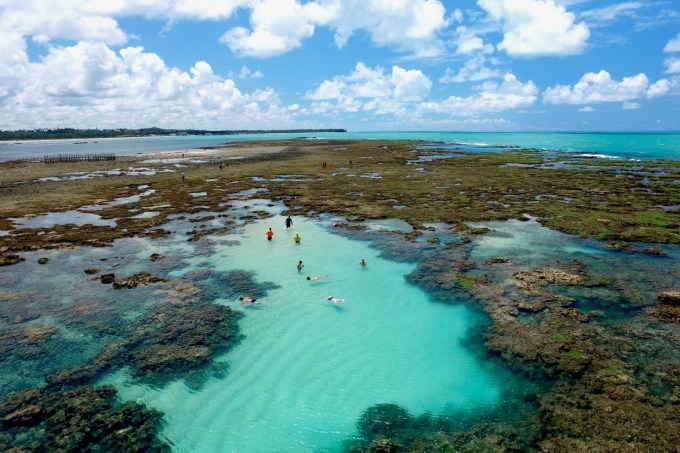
<box><xmin>0</xmin><ymin>153</ymin><xmax>116</xmax><ymax>163</ymax></box>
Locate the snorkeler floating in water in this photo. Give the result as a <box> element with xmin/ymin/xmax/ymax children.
<box><xmin>324</xmin><ymin>295</ymin><xmax>345</xmax><ymax>304</ymax></box>
<box><xmin>239</xmin><ymin>297</ymin><xmax>265</xmax><ymax>304</ymax></box>
<box><xmin>307</xmin><ymin>276</ymin><xmax>327</xmax><ymax>281</ymax></box>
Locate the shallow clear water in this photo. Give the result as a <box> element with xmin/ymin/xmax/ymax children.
<box><xmin>102</xmin><ymin>217</ymin><xmax>506</xmax><ymax>452</ymax></box>
<box><xmin>10</xmin><ymin>210</ymin><xmax>117</xmax><ymax>228</ymax></box>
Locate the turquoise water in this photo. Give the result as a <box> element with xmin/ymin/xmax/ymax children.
<box><xmin>3</xmin><ymin>199</ymin><xmax>679</xmax><ymax>450</ymax></box>
<box><xmin>101</xmin><ymin>216</ymin><xmax>506</xmax><ymax>452</ymax></box>
<box><xmin>1</xmin><ymin>131</ymin><xmax>678</xmax><ymax>160</ymax></box>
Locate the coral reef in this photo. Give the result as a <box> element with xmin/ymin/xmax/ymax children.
<box><xmin>0</xmin><ymin>385</ymin><xmax>169</xmax><ymax>451</ymax></box>
<box><xmin>46</xmin><ymin>280</ymin><xmax>243</xmax><ymax>388</ymax></box>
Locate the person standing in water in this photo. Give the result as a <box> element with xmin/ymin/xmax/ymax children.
<box><xmin>266</xmin><ymin>228</ymin><xmax>274</xmax><ymax>241</ymax></box>
<box><xmin>285</xmin><ymin>216</ymin><xmax>293</xmax><ymax>228</ymax></box>
<box><xmin>360</xmin><ymin>258</ymin><xmax>366</xmax><ymax>266</ymax></box>
<box><xmin>297</xmin><ymin>260</ymin><xmax>304</xmax><ymax>270</ymax></box>
<box><xmin>294</xmin><ymin>233</ymin><xmax>301</xmax><ymax>244</ymax></box>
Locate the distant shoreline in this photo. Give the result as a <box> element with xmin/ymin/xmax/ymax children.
<box><xmin>0</xmin><ymin>128</ymin><xmax>347</xmax><ymax>142</ymax></box>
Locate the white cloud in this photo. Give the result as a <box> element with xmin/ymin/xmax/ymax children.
<box><xmin>622</xmin><ymin>101</ymin><xmax>640</xmax><ymax>109</ymax></box>
<box><xmin>306</xmin><ymin>62</ymin><xmax>431</xmax><ymax>104</ymax></box>
<box><xmin>221</xmin><ymin>0</ymin><xmax>448</xmax><ymax>58</ymax></box>
<box><xmin>219</xmin><ymin>0</ymin><xmax>317</xmax><ymax>57</ymax></box>
<box><xmin>425</xmin><ymin>73</ymin><xmax>538</xmax><ymax>115</ymax></box>
<box><xmin>1</xmin><ymin>1</ymin><xmax>128</xmax><ymax>45</ymax></box>
<box><xmin>581</xmin><ymin>2</ymin><xmax>645</xmax><ymax>24</ymax></box>
<box><xmin>478</xmin><ymin>0</ymin><xmax>590</xmax><ymax>56</ymax></box>
<box><xmin>647</xmin><ymin>77</ymin><xmax>680</xmax><ymax>98</ymax></box>
<box><xmin>310</xmin><ymin>66</ymin><xmax>536</xmax><ymax>118</ymax></box>
<box><xmin>544</xmin><ymin>70</ymin><xmax>653</xmax><ymax>104</ymax></box>
<box><xmin>578</xmin><ymin>106</ymin><xmax>594</xmax><ymax>112</ymax></box>
<box><xmin>331</xmin><ymin>0</ymin><xmax>448</xmax><ymax>56</ymax></box>
<box><xmin>0</xmin><ymin>41</ymin><xmax>295</xmax><ymax>129</ymax></box>
<box><xmin>440</xmin><ymin>54</ymin><xmax>502</xmax><ymax>83</ymax></box>
<box><xmin>231</xmin><ymin>65</ymin><xmax>264</xmax><ymax>80</ymax></box>
<box><xmin>169</xmin><ymin>0</ymin><xmax>248</xmax><ymax>20</ymax></box>
<box><xmin>0</xmin><ymin>32</ymin><xmax>29</xmax><ymax>99</ymax></box>
<box><xmin>453</xmin><ymin>26</ymin><xmax>494</xmax><ymax>55</ymax></box>
<box><xmin>664</xmin><ymin>33</ymin><xmax>680</xmax><ymax>53</ymax></box>
<box><xmin>664</xmin><ymin>57</ymin><xmax>680</xmax><ymax>74</ymax></box>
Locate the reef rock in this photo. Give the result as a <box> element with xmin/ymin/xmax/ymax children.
<box><xmin>1</xmin><ymin>404</ymin><xmax>42</xmax><ymax>427</ymax></box>
<box><xmin>100</xmin><ymin>273</ymin><xmax>115</xmax><ymax>284</ymax></box>
<box><xmin>484</xmin><ymin>256</ymin><xmax>510</xmax><ymax>265</ymax></box>
<box><xmin>149</xmin><ymin>253</ymin><xmax>165</xmax><ymax>262</ymax></box>
<box><xmin>644</xmin><ymin>247</ymin><xmax>668</xmax><ymax>257</ymax></box>
<box><xmin>647</xmin><ymin>305</ymin><xmax>680</xmax><ymax>324</ymax></box>
<box><xmin>514</xmin><ymin>267</ymin><xmax>583</xmax><ymax>294</ymax></box>
<box><xmin>84</xmin><ymin>268</ymin><xmax>99</xmax><ymax>274</ymax></box>
<box><xmin>657</xmin><ymin>291</ymin><xmax>680</xmax><ymax>306</ymax></box>
<box><xmin>112</xmin><ymin>272</ymin><xmax>166</xmax><ymax>289</ymax></box>
<box><xmin>0</xmin><ymin>253</ymin><xmax>24</xmax><ymax>266</ymax></box>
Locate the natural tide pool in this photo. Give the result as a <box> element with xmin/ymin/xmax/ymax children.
<box><xmin>100</xmin><ymin>216</ymin><xmax>519</xmax><ymax>452</ymax></box>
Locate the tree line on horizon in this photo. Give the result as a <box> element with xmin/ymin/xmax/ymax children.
<box><xmin>0</xmin><ymin>127</ymin><xmax>347</xmax><ymax>141</ymax></box>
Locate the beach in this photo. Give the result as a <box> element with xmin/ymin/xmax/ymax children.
<box><xmin>0</xmin><ymin>138</ymin><xmax>678</xmax><ymax>451</ymax></box>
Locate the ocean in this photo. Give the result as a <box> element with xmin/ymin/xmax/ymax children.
<box><xmin>1</xmin><ymin>131</ymin><xmax>679</xmax><ymax>161</ymax></box>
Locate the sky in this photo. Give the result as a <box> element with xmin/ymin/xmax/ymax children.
<box><xmin>0</xmin><ymin>0</ymin><xmax>679</xmax><ymax>131</ymax></box>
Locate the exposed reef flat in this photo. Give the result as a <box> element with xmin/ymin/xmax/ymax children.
<box><xmin>1</xmin><ymin>139</ymin><xmax>679</xmax><ymax>451</ymax></box>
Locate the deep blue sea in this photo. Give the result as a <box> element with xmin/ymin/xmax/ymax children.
<box><xmin>1</xmin><ymin>131</ymin><xmax>679</xmax><ymax>160</ymax></box>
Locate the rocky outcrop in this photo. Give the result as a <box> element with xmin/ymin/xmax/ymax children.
<box><xmin>658</xmin><ymin>290</ymin><xmax>680</xmax><ymax>306</ymax></box>
<box><xmin>514</xmin><ymin>267</ymin><xmax>583</xmax><ymax>294</ymax></box>
<box><xmin>649</xmin><ymin>291</ymin><xmax>680</xmax><ymax>323</ymax></box>
<box><xmin>484</xmin><ymin>256</ymin><xmax>510</xmax><ymax>265</ymax></box>
<box><xmin>112</xmin><ymin>272</ymin><xmax>166</xmax><ymax>289</ymax></box>
<box><xmin>644</xmin><ymin>247</ymin><xmax>667</xmax><ymax>257</ymax></box>
<box><xmin>0</xmin><ymin>253</ymin><xmax>24</xmax><ymax>266</ymax></box>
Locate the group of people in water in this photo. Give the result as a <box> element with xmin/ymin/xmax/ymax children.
<box><xmin>240</xmin><ymin>216</ymin><xmax>367</xmax><ymax>306</ymax></box>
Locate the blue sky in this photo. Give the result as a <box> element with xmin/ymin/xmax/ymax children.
<box><xmin>0</xmin><ymin>0</ymin><xmax>678</xmax><ymax>131</ymax></box>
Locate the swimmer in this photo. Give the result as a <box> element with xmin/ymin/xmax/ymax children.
<box><xmin>359</xmin><ymin>258</ymin><xmax>366</xmax><ymax>266</ymax></box>
<box><xmin>297</xmin><ymin>260</ymin><xmax>304</xmax><ymax>270</ymax></box>
<box><xmin>294</xmin><ymin>233</ymin><xmax>301</xmax><ymax>244</ymax></box>
<box><xmin>266</xmin><ymin>228</ymin><xmax>274</xmax><ymax>241</ymax></box>
<box><xmin>239</xmin><ymin>296</ymin><xmax>264</xmax><ymax>304</ymax></box>
<box><xmin>324</xmin><ymin>295</ymin><xmax>345</xmax><ymax>304</ymax></box>
<box><xmin>307</xmin><ymin>276</ymin><xmax>327</xmax><ymax>281</ymax></box>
